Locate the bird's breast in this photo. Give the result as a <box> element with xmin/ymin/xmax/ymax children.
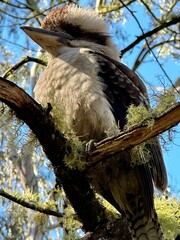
<box><xmin>34</xmin><ymin>48</ymin><xmax>117</xmax><ymax>141</ymax></box>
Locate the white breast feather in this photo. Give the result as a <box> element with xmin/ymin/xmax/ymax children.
<box><xmin>34</xmin><ymin>47</ymin><xmax>117</xmax><ymax>140</ymax></box>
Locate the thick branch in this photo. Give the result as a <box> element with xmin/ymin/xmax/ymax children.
<box><xmin>0</xmin><ymin>189</ymin><xmax>63</xmax><ymax>218</ymax></box>
<box><xmin>90</xmin><ymin>103</ymin><xmax>180</xmax><ymax>163</ymax></box>
<box><xmin>121</xmin><ymin>16</ymin><xmax>180</xmax><ymax>56</ymax></box>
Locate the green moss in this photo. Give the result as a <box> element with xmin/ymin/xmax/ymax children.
<box><xmin>6</xmin><ymin>188</ymin><xmax>58</xmax><ymax>212</ymax></box>
<box><xmin>97</xmin><ymin>194</ymin><xmax>119</xmax><ymax>219</ymax></box>
<box><xmin>155</xmin><ymin>197</ymin><xmax>180</xmax><ymax>239</ymax></box>
<box><xmin>126</xmin><ymin>104</ymin><xmax>149</xmax><ymax>127</ymax></box>
<box><xmin>7</xmin><ymin>188</ymin><xmax>40</xmax><ymax>203</ymax></box>
<box><xmin>63</xmin><ymin>138</ymin><xmax>87</xmax><ymax>170</ymax></box>
<box><xmin>126</xmin><ymin>104</ymin><xmax>154</xmax><ymax>130</ymax></box>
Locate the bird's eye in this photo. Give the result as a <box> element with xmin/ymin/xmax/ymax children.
<box><xmin>95</xmin><ymin>36</ymin><xmax>107</xmax><ymax>45</ymax></box>
<box><xmin>69</xmin><ymin>26</ymin><xmax>81</xmax><ymax>37</ymax></box>
<box><xmin>60</xmin><ymin>22</ymin><xmax>82</xmax><ymax>38</ymax></box>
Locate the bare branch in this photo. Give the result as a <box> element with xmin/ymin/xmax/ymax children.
<box><xmin>0</xmin><ymin>36</ymin><xmax>39</xmax><ymax>52</ymax></box>
<box><xmin>0</xmin><ymin>189</ymin><xmax>63</xmax><ymax>218</ymax></box>
<box><xmin>121</xmin><ymin>16</ymin><xmax>180</xmax><ymax>56</ymax></box>
<box><xmin>132</xmin><ymin>39</ymin><xmax>179</xmax><ymax>71</ymax></box>
<box><xmin>0</xmin><ymin>2</ymin><xmax>64</xmax><ymax>23</ymax></box>
<box><xmin>0</xmin><ymin>0</ymin><xmax>34</xmax><ymax>10</ymax></box>
<box><xmin>2</xmin><ymin>56</ymin><xmax>47</xmax><ymax>78</ymax></box>
<box><xmin>140</xmin><ymin>0</ymin><xmax>159</xmax><ymax>22</ymax></box>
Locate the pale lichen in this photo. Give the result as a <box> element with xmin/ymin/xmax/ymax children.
<box><xmin>154</xmin><ymin>89</ymin><xmax>177</xmax><ymax>115</ymax></box>
<box><xmin>33</xmin><ymin>212</ymin><xmax>49</xmax><ymax>232</ymax></box>
<box><xmin>50</xmin><ymin>99</ymin><xmax>87</xmax><ymax>171</ymax></box>
<box><xmin>130</xmin><ymin>143</ymin><xmax>151</xmax><ymax>166</ymax></box>
<box><xmin>126</xmin><ymin>89</ymin><xmax>178</xmax><ymax>166</ymax></box>
<box><xmin>126</xmin><ymin>104</ymin><xmax>152</xmax><ymax>130</ymax></box>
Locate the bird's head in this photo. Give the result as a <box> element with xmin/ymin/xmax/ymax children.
<box><xmin>21</xmin><ymin>5</ymin><xmax>120</xmax><ymax>60</ymax></box>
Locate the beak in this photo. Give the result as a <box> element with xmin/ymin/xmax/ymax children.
<box><xmin>21</xmin><ymin>26</ymin><xmax>73</xmax><ymax>51</ymax></box>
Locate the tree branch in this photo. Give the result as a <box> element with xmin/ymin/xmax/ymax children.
<box><xmin>132</xmin><ymin>39</ymin><xmax>179</xmax><ymax>71</ymax></box>
<box><xmin>0</xmin><ymin>189</ymin><xmax>63</xmax><ymax>218</ymax></box>
<box><xmin>89</xmin><ymin>102</ymin><xmax>180</xmax><ymax>164</ymax></box>
<box><xmin>2</xmin><ymin>56</ymin><xmax>47</xmax><ymax>78</ymax></box>
<box><xmin>121</xmin><ymin>16</ymin><xmax>180</xmax><ymax>56</ymax></box>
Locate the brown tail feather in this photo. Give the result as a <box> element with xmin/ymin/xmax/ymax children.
<box><xmin>126</xmin><ymin>207</ymin><xmax>164</xmax><ymax>240</ymax></box>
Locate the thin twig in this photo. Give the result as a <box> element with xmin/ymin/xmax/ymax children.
<box><xmin>121</xmin><ymin>16</ymin><xmax>180</xmax><ymax>56</ymax></box>
<box><xmin>132</xmin><ymin>38</ymin><xmax>179</xmax><ymax>71</ymax></box>
<box><xmin>2</xmin><ymin>56</ymin><xmax>47</xmax><ymax>78</ymax></box>
<box><xmin>140</xmin><ymin>0</ymin><xmax>159</xmax><ymax>22</ymax></box>
<box><xmin>0</xmin><ymin>0</ymin><xmax>34</xmax><ymax>10</ymax></box>
<box><xmin>0</xmin><ymin>189</ymin><xmax>63</xmax><ymax>218</ymax></box>
<box><xmin>96</xmin><ymin>0</ymin><xmax>136</xmax><ymax>14</ymax></box>
<box><xmin>0</xmin><ymin>36</ymin><xmax>39</xmax><ymax>52</ymax></box>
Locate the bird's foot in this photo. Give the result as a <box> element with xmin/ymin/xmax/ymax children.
<box><xmin>85</xmin><ymin>139</ymin><xmax>97</xmax><ymax>154</ymax></box>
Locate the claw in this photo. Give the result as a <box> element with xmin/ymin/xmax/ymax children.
<box><xmin>85</xmin><ymin>139</ymin><xmax>97</xmax><ymax>154</ymax></box>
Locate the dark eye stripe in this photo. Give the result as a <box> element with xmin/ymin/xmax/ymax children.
<box><xmin>60</xmin><ymin>22</ymin><xmax>109</xmax><ymax>45</ymax></box>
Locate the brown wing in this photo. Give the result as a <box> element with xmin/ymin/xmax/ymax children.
<box><xmin>95</xmin><ymin>52</ymin><xmax>167</xmax><ymax>193</ymax></box>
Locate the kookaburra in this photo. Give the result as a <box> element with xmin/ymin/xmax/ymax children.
<box><xmin>21</xmin><ymin>5</ymin><xmax>167</xmax><ymax>240</ymax></box>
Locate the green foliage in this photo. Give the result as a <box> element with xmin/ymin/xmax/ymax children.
<box><xmin>155</xmin><ymin>197</ymin><xmax>180</xmax><ymax>239</ymax></box>
<box><xmin>60</xmin><ymin>205</ymin><xmax>82</xmax><ymax>239</ymax></box>
<box><xmin>6</xmin><ymin>204</ymin><xmax>28</xmax><ymax>240</ymax></box>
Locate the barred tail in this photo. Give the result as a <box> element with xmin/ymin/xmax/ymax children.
<box><xmin>127</xmin><ymin>208</ymin><xmax>164</xmax><ymax>240</ymax></box>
